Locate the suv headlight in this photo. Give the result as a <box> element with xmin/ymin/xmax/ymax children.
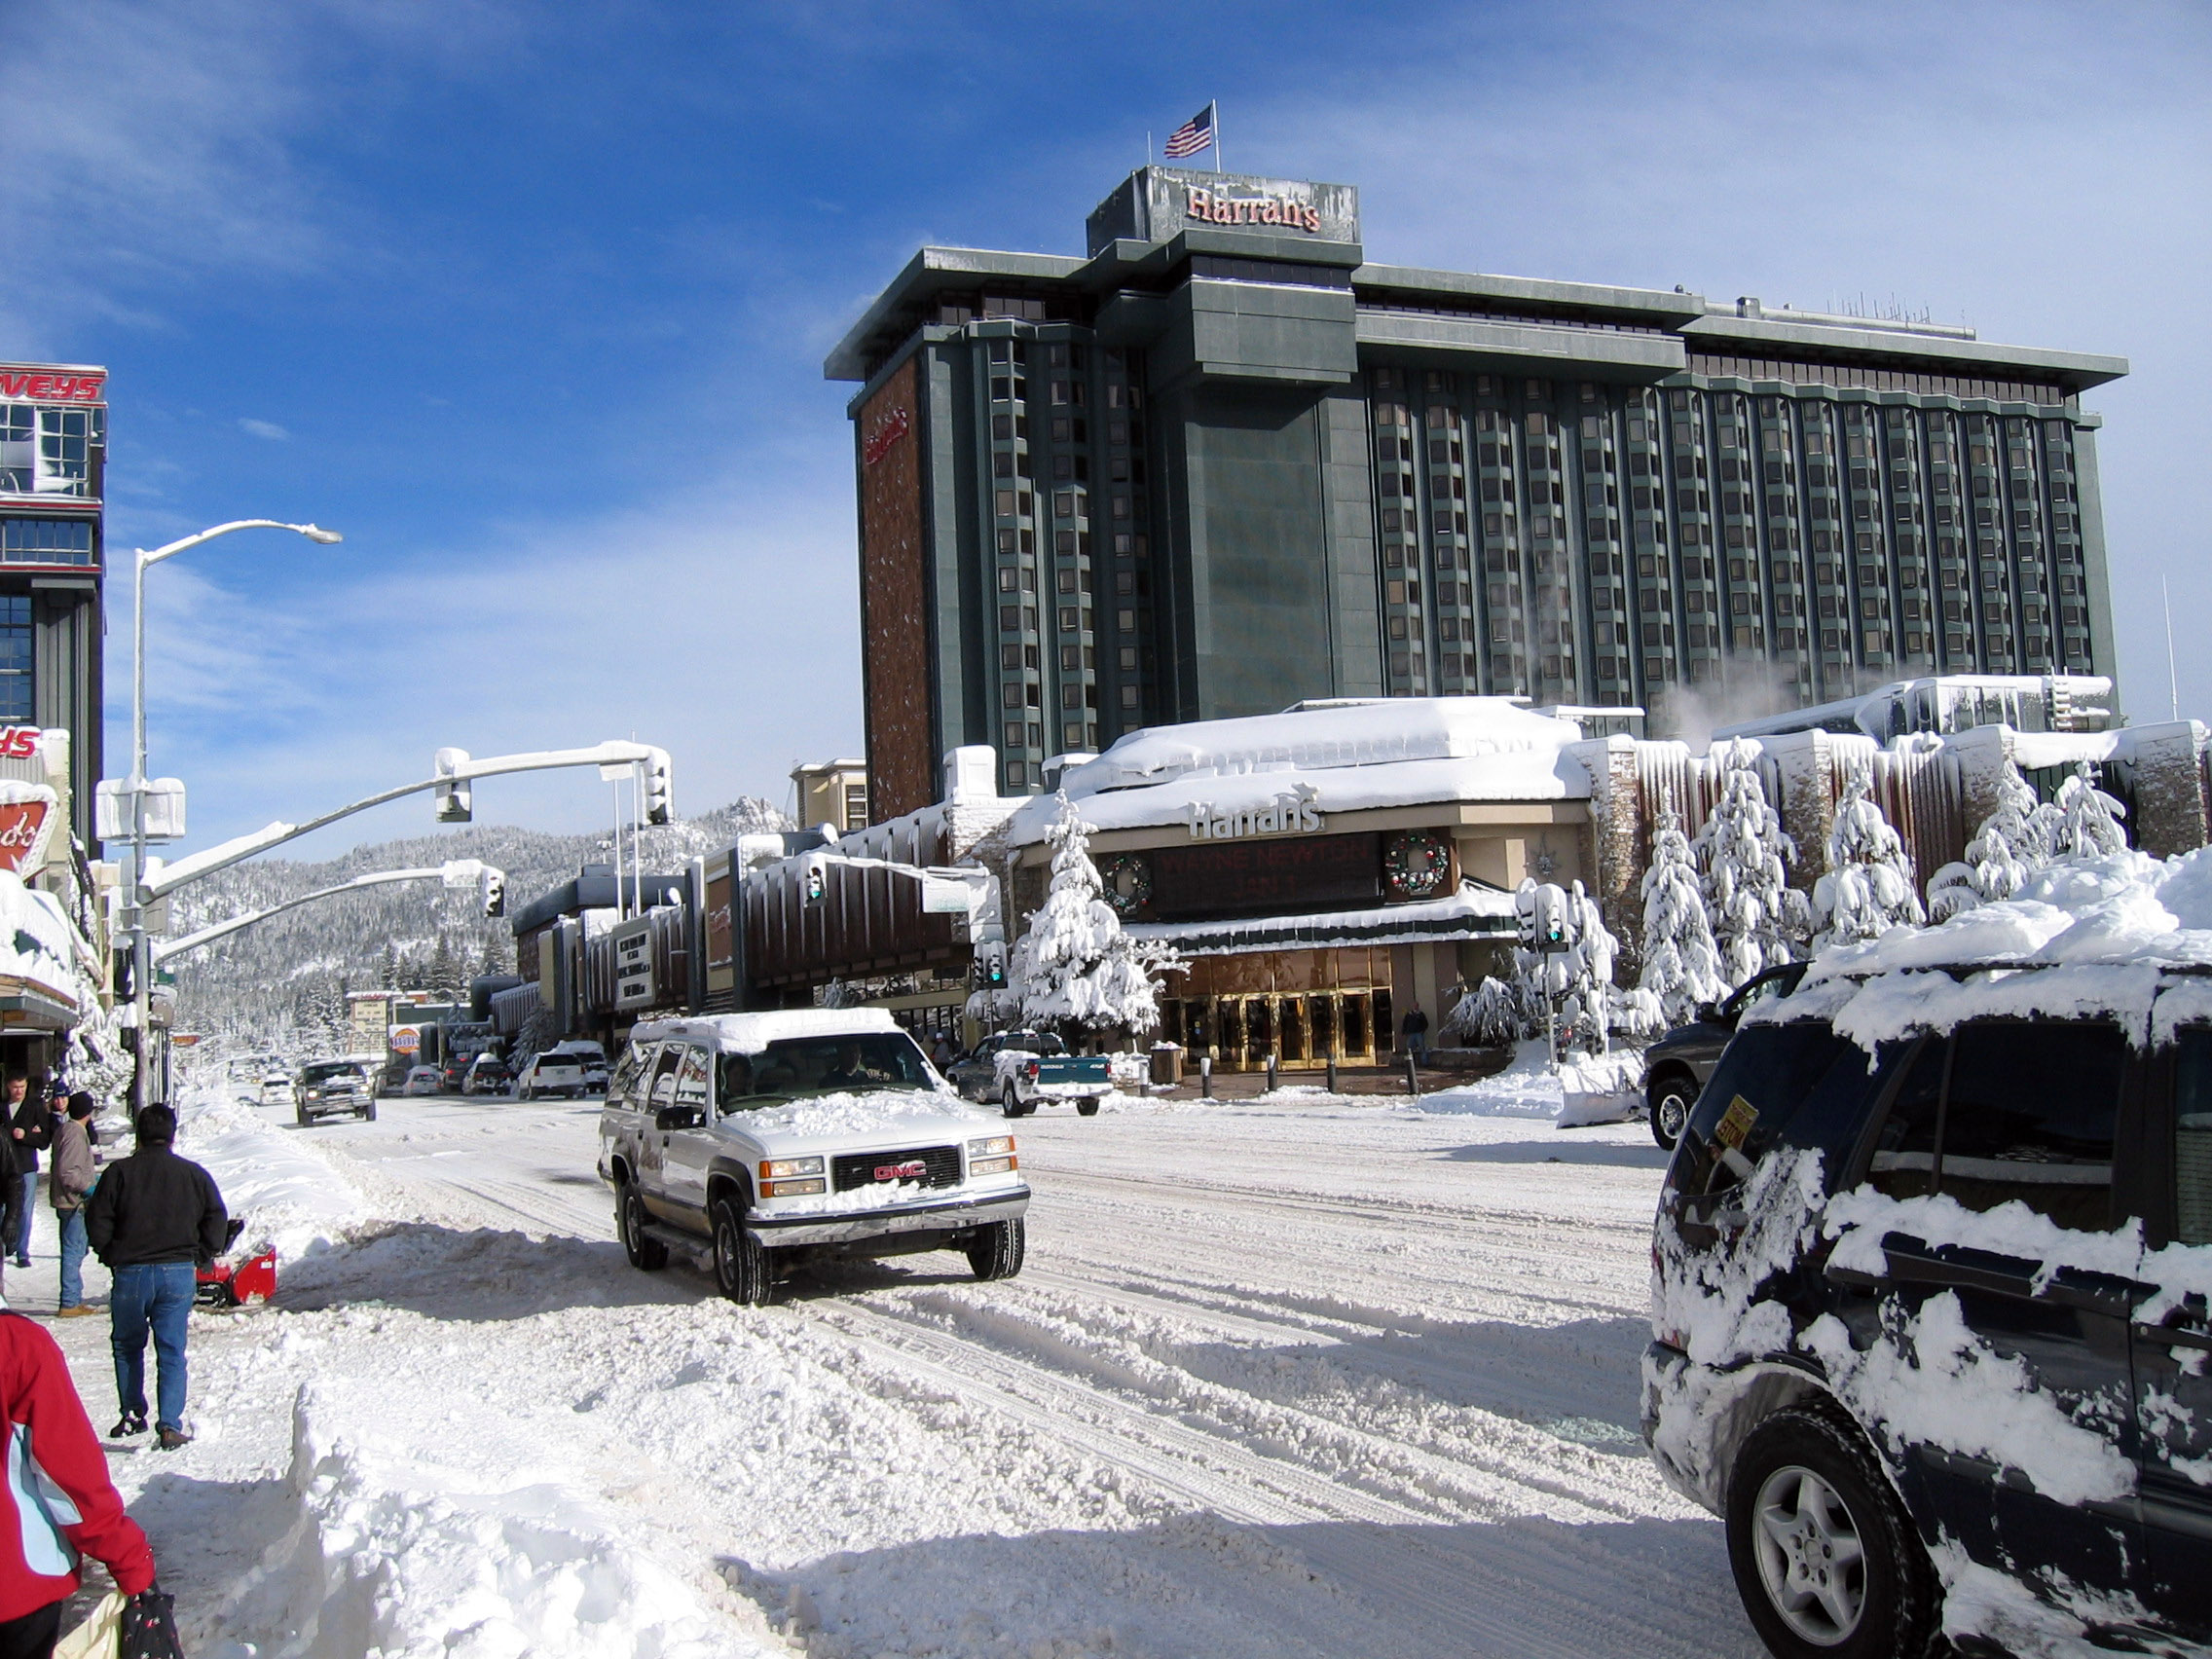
<box><xmin>967</xmin><ymin>1134</ymin><xmax>1017</xmax><ymax>1176</ymax></box>
<box><xmin>760</xmin><ymin>1157</ymin><xmax>824</xmax><ymax>1179</ymax></box>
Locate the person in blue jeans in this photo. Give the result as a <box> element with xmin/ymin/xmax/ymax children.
<box><xmin>83</xmin><ymin>1106</ymin><xmax>227</xmax><ymax>1452</ymax></box>
<box><xmin>49</xmin><ymin>1092</ymin><xmax>97</xmax><ymax>1317</ymax></box>
<box><xmin>1</xmin><ymin>1075</ymin><xmax>45</xmax><ymax>1271</ymax></box>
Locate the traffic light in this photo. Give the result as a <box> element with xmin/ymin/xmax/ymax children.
<box><xmin>434</xmin><ymin>748</ymin><xmax>472</xmax><ymax>824</ymax></box>
<box><xmin>480</xmin><ymin>866</ymin><xmax>506</xmax><ymax>918</ymax></box>
<box><xmin>984</xmin><ymin>950</ymin><xmax>1007</xmax><ymax>989</ymax></box>
<box><xmin>642</xmin><ymin>748</ymin><xmax>673</xmax><ymax>827</ymax></box>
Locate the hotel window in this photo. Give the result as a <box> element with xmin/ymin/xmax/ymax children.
<box><xmin>0</xmin><ymin>598</ymin><xmax>27</xmax><ymax>722</ymax></box>
<box><xmin>0</xmin><ymin>519</ymin><xmax>93</xmax><ymax>567</ymax></box>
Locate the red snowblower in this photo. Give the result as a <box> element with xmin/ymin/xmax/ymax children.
<box><xmin>195</xmin><ymin>1218</ymin><xmax>276</xmax><ymax>1309</ymax></box>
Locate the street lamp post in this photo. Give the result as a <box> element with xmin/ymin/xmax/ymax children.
<box><xmin>128</xmin><ymin>520</ymin><xmax>341</xmax><ymax>1113</ymax></box>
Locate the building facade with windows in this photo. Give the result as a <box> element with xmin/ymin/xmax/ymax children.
<box><xmin>0</xmin><ymin>363</ymin><xmax>106</xmax><ymax>847</ymax></box>
<box><xmin>828</xmin><ymin>168</ymin><xmax>2126</xmax><ymax>818</ymax></box>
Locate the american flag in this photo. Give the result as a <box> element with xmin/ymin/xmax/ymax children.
<box><xmin>1162</xmin><ymin>103</ymin><xmax>1214</xmax><ymax>161</ymax></box>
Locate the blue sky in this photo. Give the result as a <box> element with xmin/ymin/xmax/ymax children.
<box><xmin>3</xmin><ymin>0</ymin><xmax>2206</xmax><ymax>859</ymax></box>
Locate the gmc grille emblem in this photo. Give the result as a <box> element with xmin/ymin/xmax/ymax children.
<box><xmin>874</xmin><ymin>1161</ymin><xmax>927</xmax><ymax>1181</ymax></box>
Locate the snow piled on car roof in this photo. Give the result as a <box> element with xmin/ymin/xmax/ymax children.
<box><xmin>1751</xmin><ymin>847</ymin><xmax>2212</xmax><ymax>1048</ymax></box>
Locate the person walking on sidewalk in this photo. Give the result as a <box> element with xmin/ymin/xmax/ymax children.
<box><xmin>0</xmin><ymin>1309</ymin><xmax>173</xmax><ymax>1659</ymax></box>
<box><xmin>1</xmin><ymin>1077</ymin><xmax>44</xmax><ymax>1272</ymax></box>
<box><xmin>83</xmin><ymin>1107</ymin><xmax>226</xmax><ymax>1452</ymax></box>
<box><xmin>1399</xmin><ymin>1003</ymin><xmax>1430</xmax><ymax>1063</ymax></box>
<box><xmin>48</xmin><ymin>1096</ymin><xmax>96</xmax><ymax>1320</ymax></box>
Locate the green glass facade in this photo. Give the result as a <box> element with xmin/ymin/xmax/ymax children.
<box><xmin>828</xmin><ymin>168</ymin><xmax>2125</xmax><ymax>810</ymax></box>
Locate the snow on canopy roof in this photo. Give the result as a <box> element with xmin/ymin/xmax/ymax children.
<box><xmin>1011</xmin><ymin>698</ymin><xmax>1592</xmax><ymax>844</ymax></box>
<box><xmin>1751</xmin><ymin>848</ymin><xmax>2212</xmax><ymax>1050</ymax></box>
<box><xmin>630</xmin><ymin>1007</ymin><xmax>901</xmax><ymax>1053</ymax></box>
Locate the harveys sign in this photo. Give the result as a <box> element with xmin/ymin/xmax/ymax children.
<box><xmin>0</xmin><ymin>370</ymin><xmax>104</xmax><ymax>404</ymax></box>
<box><xmin>0</xmin><ymin>729</ymin><xmax>43</xmax><ymax>761</ymax></box>
<box><xmin>862</xmin><ymin>404</ymin><xmax>911</xmax><ymax>466</ymax></box>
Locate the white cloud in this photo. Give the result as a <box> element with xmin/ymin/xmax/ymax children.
<box><xmin>238</xmin><ymin>418</ymin><xmax>290</xmax><ymax>441</ymax></box>
<box><xmin>114</xmin><ymin>461</ymin><xmax>863</xmax><ymax>856</ymax></box>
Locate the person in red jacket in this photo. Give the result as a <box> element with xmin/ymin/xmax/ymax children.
<box><xmin>0</xmin><ymin>1310</ymin><xmax>165</xmax><ymax>1658</ymax></box>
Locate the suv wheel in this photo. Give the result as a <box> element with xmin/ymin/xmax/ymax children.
<box><xmin>1002</xmin><ymin>1083</ymin><xmax>1024</xmax><ymax>1119</ymax></box>
<box><xmin>966</xmin><ymin>1217</ymin><xmax>1025</xmax><ymax>1281</ymax></box>
<box><xmin>1076</xmin><ymin>1097</ymin><xmax>1100</xmax><ymax>1117</ymax></box>
<box><xmin>617</xmin><ymin>1180</ymin><xmax>669</xmax><ymax>1272</ymax></box>
<box><xmin>1648</xmin><ymin>1073</ymin><xmax>1695</xmax><ymax>1151</ymax></box>
<box><xmin>712</xmin><ymin>1198</ymin><xmax>771</xmax><ymax>1305</ymax></box>
<box><xmin>295</xmin><ymin>1105</ymin><xmax>311</xmax><ymax>1127</ymax></box>
<box><xmin>1726</xmin><ymin>1407</ymin><xmax>1937</xmax><ymax>1659</ymax></box>
<box><xmin>362</xmin><ymin>1101</ymin><xmax>377</xmax><ymax>1123</ymax></box>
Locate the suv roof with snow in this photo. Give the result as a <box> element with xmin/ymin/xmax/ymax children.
<box><xmin>1645</xmin><ymin>848</ymin><xmax>2212</xmax><ymax>1656</ymax></box>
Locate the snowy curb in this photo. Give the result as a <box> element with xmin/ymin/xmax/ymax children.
<box><xmin>195</xmin><ymin>1382</ymin><xmax>776</xmax><ymax>1659</ymax></box>
<box><xmin>174</xmin><ymin>1087</ymin><xmax>367</xmax><ymax>1265</ymax></box>
<box><xmin>1413</xmin><ymin>1041</ymin><xmax>1644</xmax><ymax>1127</ymax></box>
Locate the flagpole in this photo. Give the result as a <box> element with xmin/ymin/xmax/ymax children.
<box><xmin>1212</xmin><ymin>100</ymin><xmax>1222</xmax><ymax>173</ymax></box>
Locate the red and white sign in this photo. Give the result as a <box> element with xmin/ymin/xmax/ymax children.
<box><xmin>873</xmin><ymin>1161</ymin><xmax>927</xmax><ymax>1182</ymax></box>
<box><xmin>862</xmin><ymin>405</ymin><xmax>910</xmax><ymax>467</ymax></box>
<box><xmin>391</xmin><ymin>1026</ymin><xmax>422</xmax><ymax>1054</ymax></box>
<box><xmin>0</xmin><ymin>794</ymin><xmax>54</xmax><ymax>876</ymax></box>
<box><xmin>0</xmin><ymin>370</ymin><xmax>103</xmax><ymax>404</ymax></box>
<box><xmin>0</xmin><ymin>729</ymin><xmax>43</xmax><ymax>762</ymax></box>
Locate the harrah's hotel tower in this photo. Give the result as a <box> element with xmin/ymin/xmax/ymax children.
<box><xmin>829</xmin><ymin>166</ymin><xmax>2125</xmax><ymax>819</ymax></box>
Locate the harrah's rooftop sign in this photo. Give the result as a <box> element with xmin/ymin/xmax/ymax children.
<box><xmin>1183</xmin><ymin>186</ymin><xmax>1321</xmax><ymax>234</ymax></box>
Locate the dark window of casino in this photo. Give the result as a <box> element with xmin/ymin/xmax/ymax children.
<box><xmin>0</xmin><ymin>519</ymin><xmax>94</xmax><ymax>567</ymax></box>
<box><xmin>0</xmin><ymin>598</ymin><xmax>30</xmax><ymax>722</ymax></box>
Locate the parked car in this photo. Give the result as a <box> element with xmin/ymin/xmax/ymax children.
<box><xmin>400</xmin><ymin>1064</ymin><xmax>444</xmax><ymax>1096</ymax></box>
<box><xmin>515</xmin><ymin>1051</ymin><xmax>588</xmax><ymax>1100</ymax></box>
<box><xmin>1640</xmin><ymin>962</ymin><xmax>1805</xmax><ymax>1150</ymax></box>
<box><xmin>439</xmin><ymin>1058</ymin><xmax>470</xmax><ymax>1093</ymax></box>
<box><xmin>945</xmin><ymin>1030</ymin><xmax>1056</xmax><ymax>1100</ymax></box>
<box><xmin>1644</xmin><ymin>945</ymin><xmax>2212</xmax><ymax>1656</ymax></box>
<box><xmin>293</xmin><ymin>1058</ymin><xmax>376</xmax><ymax>1126</ymax></box>
<box><xmin>461</xmin><ymin>1055</ymin><xmax>513</xmax><ymax>1096</ymax></box>
<box><xmin>544</xmin><ymin>1040</ymin><xmax>608</xmax><ymax>1093</ymax></box>
<box><xmin>259</xmin><ymin>1064</ymin><xmax>292</xmax><ymax>1105</ymax></box>
<box><xmin>598</xmin><ymin>1008</ymin><xmax>1028</xmax><ymax>1303</ymax></box>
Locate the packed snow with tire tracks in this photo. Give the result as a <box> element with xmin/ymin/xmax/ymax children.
<box><xmin>52</xmin><ymin>1085</ymin><xmax>1767</xmax><ymax>1657</ymax></box>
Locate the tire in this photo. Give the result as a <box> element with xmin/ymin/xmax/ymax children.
<box><xmin>295</xmin><ymin>1105</ymin><xmax>310</xmax><ymax>1127</ymax></box>
<box><xmin>1649</xmin><ymin>1073</ymin><xmax>1695</xmax><ymax>1151</ymax></box>
<box><xmin>1076</xmin><ymin>1097</ymin><xmax>1100</xmax><ymax>1117</ymax></box>
<box><xmin>521</xmin><ymin>1085</ymin><xmax>535</xmax><ymax>1102</ymax></box>
<box><xmin>711</xmin><ymin>1198</ymin><xmax>770</xmax><ymax>1305</ymax></box>
<box><xmin>1002</xmin><ymin>1084</ymin><xmax>1023</xmax><ymax>1120</ymax></box>
<box><xmin>966</xmin><ymin>1217</ymin><xmax>1025</xmax><ymax>1281</ymax></box>
<box><xmin>362</xmin><ymin>1102</ymin><xmax>377</xmax><ymax>1122</ymax></box>
<box><xmin>617</xmin><ymin>1180</ymin><xmax>669</xmax><ymax>1272</ymax></box>
<box><xmin>1725</xmin><ymin>1406</ymin><xmax>1938</xmax><ymax>1659</ymax></box>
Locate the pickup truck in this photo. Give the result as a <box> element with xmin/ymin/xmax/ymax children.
<box><xmin>597</xmin><ymin>1009</ymin><xmax>1029</xmax><ymax>1304</ymax></box>
<box><xmin>294</xmin><ymin>1057</ymin><xmax>376</xmax><ymax>1126</ymax></box>
<box><xmin>989</xmin><ymin>1033</ymin><xmax>1111</xmax><ymax>1119</ymax></box>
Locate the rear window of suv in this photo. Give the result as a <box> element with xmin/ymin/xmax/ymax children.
<box><xmin>1670</xmin><ymin>1022</ymin><xmax>1888</xmax><ymax>1200</ymax></box>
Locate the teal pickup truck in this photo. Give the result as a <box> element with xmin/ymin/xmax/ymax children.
<box><xmin>946</xmin><ymin>1030</ymin><xmax>1112</xmax><ymax>1119</ymax></box>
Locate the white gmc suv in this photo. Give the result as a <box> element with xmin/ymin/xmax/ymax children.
<box><xmin>598</xmin><ymin>1008</ymin><xmax>1029</xmax><ymax>1303</ymax></box>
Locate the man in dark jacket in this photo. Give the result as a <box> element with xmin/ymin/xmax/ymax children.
<box><xmin>48</xmin><ymin>1095</ymin><xmax>96</xmax><ymax>1319</ymax></box>
<box><xmin>83</xmin><ymin>1107</ymin><xmax>226</xmax><ymax>1451</ymax></box>
<box><xmin>0</xmin><ymin>1075</ymin><xmax>43</xmax><ymax>1272</ymax></box>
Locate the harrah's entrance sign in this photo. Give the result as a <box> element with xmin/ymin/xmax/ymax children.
<box><xmin>1183</xmin><ymin>185</ymin><xmax>1321</xmax><ymax>234</ymax></box>
<box><xmin>1185</xmin><ymin>783</ymin><xmax>1322</xmax><ymax>841</ymax></box>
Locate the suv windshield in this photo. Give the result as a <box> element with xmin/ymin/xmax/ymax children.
<box><xmin>719</xmin><ymin>1033</ymin><xmax>934</xmax><ymax>1107</ymax></box>
<box><xmin>302</xmin><ymin>1063</ymin><xmax>362</xmax><ymax>1085</ymax></box>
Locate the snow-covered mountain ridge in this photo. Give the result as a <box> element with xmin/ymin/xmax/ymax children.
<box><xmin>165</xmin><ymin>797</ymin><xmax>791</xmax><ymax>1041</ymax></box>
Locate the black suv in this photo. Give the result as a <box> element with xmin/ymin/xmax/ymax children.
<box><xmin>1641</xmin><ymin>963</ymin><xmax>1806</xmax><ymax>1151</ymax></box>
<box><xmin>1644</xmin><ymin>969</ymin><xmax>2212</xmax><ymax>1657</ymax></box>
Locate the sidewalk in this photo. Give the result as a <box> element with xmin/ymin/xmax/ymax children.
<box><xmin>1143</xmin><ymin>1045</ymin><xmax>1518</xmax><ymax>1102</ymax></box>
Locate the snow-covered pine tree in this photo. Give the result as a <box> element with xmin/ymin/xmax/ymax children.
<box><xmin>1693</xmin><ymin>740</ymin><xmax>1798</xmax><ymax>986</ymax></box>
<box><xmin>380</xmin><ymin>941</ymin><xmax>400</xmax><ymax>990</ymax></box>
<box><xmin>1812</xmin><ymin>771</ymin><xmax>1926</xmax><ymax>951</ymax></box>
<box><xmin>1014</xmin><ymin>793</ymin><xmax>1183</xmax><ymax>1036</ymax></box>
<box><xmin>2041</xmin><ymin>761</ymin><xmax>2129</xmax><ymax>860</ymax></box>
<box><xmin>1638</xmin><ymin>812</ymin><xmax>1728</xmax><ymax>1024</ymax></box>
<box><xmin>1443</xmin><ymin>976</ymin><xmax>1531</xmax><ymax>1046</ymax></box>
<box><xmin>427</xmin><ymin>936</ymin><xmax>461</xmax><ymax>1001</ymax></box>
<box><xmin>1559</xmin><ymin>879</ymin><xmax>1620</xmax><ymax>1053</ymax></box>
<box><xmin>1928</xmin><ymin>759</ymin><xmax>2046</xmax><ymax>921</ymax></box>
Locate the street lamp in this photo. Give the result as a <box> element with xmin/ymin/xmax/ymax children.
<box><xmin>127</xmin><ymin>520</ymin><xmax>341</xmax><ymax>1112</ymax></box>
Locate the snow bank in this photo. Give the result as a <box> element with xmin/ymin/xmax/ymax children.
<box><xmin>735</xmin><ymin>1088</ymin><xmax>988</xmax><ymax>1139</ymax></box>
<box><xmin>1413</xmin><ymin>1041</ymin><xmax>1643</xmax><ymax>1127</ymax></box>
<box><xmin>177</xmin><ymin>1088</ymin><xmax>365</xmax><ymax>1264</ymax></box>
<box><xmin>200</xmin><ymin>1383</ymin><xmax>775</xmax><ymax>1659</ymax></box>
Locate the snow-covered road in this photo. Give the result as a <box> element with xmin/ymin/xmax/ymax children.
<box><xmin>62</xmin><ymin>1089</ymin><xmax>1765</xmax><ymax>1658</ymax></box>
